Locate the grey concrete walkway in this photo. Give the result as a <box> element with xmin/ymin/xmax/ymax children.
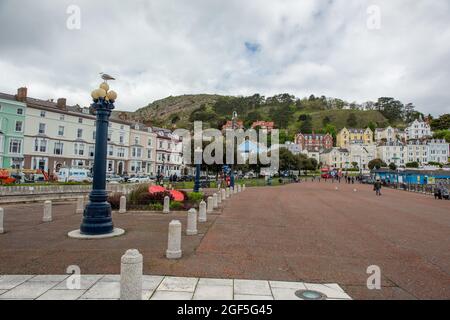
<box><xmin>0</xmin><ymin>275</ymin><xmax>351</xmax><ymax>300</ymax></box>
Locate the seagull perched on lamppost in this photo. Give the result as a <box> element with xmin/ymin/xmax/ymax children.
<box><xmin>100</xmin><ymin>72</ymin><xmax>116</xmax><ymax>82</ymax></box>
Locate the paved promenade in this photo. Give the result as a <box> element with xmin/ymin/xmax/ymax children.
<box><xmin>0</xmin><ymin>275</ymin><xmax>351</xmax><ymax>300</ymax></box>
<box><xmin>0</xmin><ymin>182</ymin><xmax>449</xmax><ymax>299</ymax></box>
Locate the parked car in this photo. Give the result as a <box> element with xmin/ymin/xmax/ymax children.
<box><xmin>106</xmin><ymin>174</ymin><xmax>124</xmax><ymax>184</ymax></box>
<box><xmin>128</xmin><ymin>176</ymin><xmax>151</xmax><ymax>183</ymax></box>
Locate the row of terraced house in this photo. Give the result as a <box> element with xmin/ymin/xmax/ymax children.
<box><xmin>0</xmin><ymin>88</ymin><xmax>184</xmax><ymax>176</ymax></box>
<box><xmin>293</xmin><ymin>119</ymin><xmax>449</xmax><ymax>170</ymax></box>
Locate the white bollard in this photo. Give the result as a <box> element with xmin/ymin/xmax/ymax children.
<box><xmin>163</xmin><ymin>196</ymin><xmax>170</xmax><ymax>214</ymax></box>
<box><xmin>213</xmin><ymin>193</ymin><xmax>218</xmax><ymax>209</ymax></box>
<box><xmin>120</xmin><ymin>249</ymin><xmax>143</xmax><ymax>300</ymax></box>
<box><xmin>226</xmin><ymin>188</ymin><xmax>230</xmax><ymax>198</ymax></box>
<box><xmin>217</xmin><ymin>191</ymin><xmax>222</xmax><ymax>205</ymax></box>
<box><xmin>186</xmin><ymin>209</ymin><xmax>198</xmax><ymax>235</ymax></box>
<box><xmin>166</xmin><ymin>220</ymin><xmax>182</xmax><ymax>259</ymax></box>
<box><xmin>76</xmin><ymin>197</ymin><xmax>84</xmax><ymax>214</ymax></box>
<box><xmin>221</xmin><ymin>189</ymin><xmax>226</xmax><ymax>201</ymax></box>
<box><xmin>233</xmin><ymin>186</ymin><xmax>238</xmax><ymax>194</ymax></box>
<box><xmin>0</xmin><ymin>208</ymin><xmax>4</xmax><ymax>234</ymax></box>
<box><xmin>230</xmin><ymin>187</ymin><xmax>234</xmax><ymax>196</ymax></box>
<box><xmin>43</xmin><ymin>201</ymin><xmax>52</xmax><ymax>222</ymax></box>
<box><xmin>198</xmin><ymin>201</ymin><xmax>207</xmax><ymax>223</ymax></box>
<box><xmin>207</xmin><ymin>196</ymin><xmax>214</xmax><ymax>213</ymax></box>
<box><xmin>237</xmin><ymin>185</ymin><xmax>241</xmax><ymax>193</ymax></box>
<box><xmin>119</xmin><ymin>196</ymin><xmax>127</xmax><ymax>214</ymax></box>
<box><xmin>243</xmin><ymin>184</ymin><xmax>246</xmax><ymax>191</ymax></box>
<box><xmin>353</xmin><ymin>189</ymin><xmax>357</xmax><ymax>193</ymax></box>
<box><xmin>335</xmin><ymin>187</ymin><xmax>339</xmax><ymax>191</ymax></box>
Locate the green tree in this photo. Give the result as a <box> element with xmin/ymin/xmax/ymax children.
<box><xmin>322</xmin><ymin>116</ymin><xmax>332</xmax><ymax>126</ymax></box>
<box><xmin>430</xmin><ymin>114</ymin><xmax>450</xmax><ymax>131</ymax></box>
<box><xmin>433</xmin><ymin>130</ymin><xmax>450</xmax><ymax>143</ymax></box>
<box><xmin>406</xmin><ymin>162</ymin><xmax>419</xmax><ymax>168</ymax></box>
<box><xmin>375</xmin><ymin>97</ymin><xmax>404</xmax><ymax>124</ymax></box>
<box><xmin>389</xmin><ymin>163</ymin><xmax>397</xmax><ymax>171</ymax></box>
<box><xmin>368</xmin><ymin>159</ymin><xmax>387</xmax><ymax>170</ymax></box>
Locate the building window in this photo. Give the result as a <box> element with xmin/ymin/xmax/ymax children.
<box><xmin>92</xmin><ymin>131</ymin><xmax>96</xmax><ymax>140</ymax></box>
<box><xmin>117</xmin><ymin>148</ymin><xmax>125</xmax><ymax>158</ymax></box>
<box><xmin>54</xmin><ymin>142</ymin><xmax>64</xmax><ymax>155</ymax></box>
<box><xmin>147</xmin><ymin>149</ymin><xmax>152</xmax><ymax>159</ymax></box>
<box><xmin>135</xmin><ymin>136</ymin><xmax>139</xmax><ymax>145</ymax></box>
<box><xmin>108</xmin><ymin>132</ymin><xmax>112</xmax><ymax>142</ymax></box>
<box><xmin>15</xmin><ymin>121</ymin><xmax>23</xmax><ymax>132</ymax></box>
<box><xmin>34</xmin><ymin>138</ymin><xmax>47</xmax><ymax>153</ymax></box>
<box><xmin>119</xmin><ymin>134</ymin><xmax>124</xmax><ymax>144</ymax></box>
<box><xmin>108</xmin><ymin>145</ymin><xmax>114</xmax><ymax>156</ymax></box>
<box><xmin>89</xmin><ymin>146</ymin><xmax>95</xmax><ymax>157</ymax></box>
<box><xmin>9</xmin><ymin>139</ymin><xmax>22</xmax><ymax>154</ymax></box>
<box><xmin>58</xmin><ymin>126</ymin><xmax>65</xmax><ymax>136</ymax></box>
<box><xmin>132</xmin><ymin>147</ymin><xmax>142</xmax><ymax>158</ymax></box>
<box><xmin>77</xmin><ymin>129</ymin><xmax>83</xmax><ymax>139</ymax></box>
<box><xmin>40</xmin><ymin>111</ymin><xmax>46</xmax><ymax>118</ymax></box>
<box><xmin>78</xmin><ymin>117</ymin><xmax>83</xmax><ymax>124</ymax></box>
<box><xmin>17</xmin><ymin>108</ymin><xmax>23</xmax><ymax>115</ymax></box>
<box><xmin>60</xmin><ymin>114</ymin><xmax>65</xmax><ymax>121</ymax></box>
<box><xmin>38</xmin><ymin>123</ymin><xmax>46</xmax><ymax>134</ymax></box>
<box><xmin>148</xmin><ymin>139</ymin><xmax>152</xmax><ymax>147</ymax></box>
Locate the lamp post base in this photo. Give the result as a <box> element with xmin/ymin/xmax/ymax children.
<box><xmin>68</xmin><ymin>228</ymin><xmax>125</xmax><ymax>240</ymax></box>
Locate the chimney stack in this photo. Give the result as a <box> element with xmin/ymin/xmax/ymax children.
<box><xmin>16</xmin><ymin>87</ymin><xmax>27</xmax><ymax>102</ymax></box>
<box><xmin>57</xmin><ymin>98</ymin><xmax>67</xmax><ymax>110</ymax></box>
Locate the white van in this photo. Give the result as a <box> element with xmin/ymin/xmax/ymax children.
<box><xmin>57</xmin><ymin>168</ymin><xmax>92</xmax><ymax>183</ymax></box>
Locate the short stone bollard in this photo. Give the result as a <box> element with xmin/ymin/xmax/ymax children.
<box><xmin>119</xmin><ymin>196</ymin><xmax>127</xmax><ymax>214</ymax></box>
<box><xmin>237</xmin><ymin>185</ymin><xmax>241</xmax><ymax>193</ymax></box>
<box><xmin>221</xmin><ymin>189</ymin><xmax>226</xmax><ymax>201</ymax></box>
<box><xmin>213</xmin><ymin>193</ymin><xmax>218</xmax><ymax>208</ymax></box>
<box><xmin>234</xmin><ymin>186</ymin><xmax>238</xmax><ymax>194</ymax></box>
<box><xmin>353</xmin><ymin>189</ymin><xmax>357</xmax><ymax>192</ymax></box>
<box><xmin>76</xmin><ymin>197</ymin><xmax>84</xmax><ymax>214</ymax></box>
<box><xmin>335</xmin><ymin>187</ymin><xmax>339</xmax><ymax>191</ymax></box>
<box><xmin>243</xmin><ymin>184</ymin><xmax>246</xmax><ymax>191</ymax></box>
<box><xmin>166</xmin><ymin>220</ymin><xmax>182</xmax><ymax>259</ymax></box>
<box><xmin>226</xmin><ymin>188</ymin><xmax>230</xmax><ymax>198</ymax></box>
<box><xmin>120</xmin><ymin>249</ymin><xmax>143</xmax><ymax>300</ymax></box>
<box><xmin>186</xmin><ymin>209</ymin><xmax>198</xmax><ymax>235</ymax></box>
<box><xmin>207</xmin><ymin>196</ymin><xmax>214</xmax><ymax>213</ymax></box>
<box><xmin>230</xmin><ymin>187</ymin><xmax>234</xmax><ymax>196</ymax></box>
<box><xmin>0</xmin><ymin>208</ymin><xmax>4</xmax><ymax>234</ymax></box>
<box><xmin>43</xmin><ymin>200</ymin><xmax>52</xmax><ymax>222</ymax></box>
<box><xmin>217</xmin><ymin>192</ymin><xmax>222</xmax><ymax>205</ymax></box>
<box><xmin>163</xmin><ymin>196</ymin><xmax>170</xmax><ymax>214</ymax></box>
<box><xmin>198</xmin><ymin>201</ymin><xmax>207</xmax><ymax>223</ymax></box>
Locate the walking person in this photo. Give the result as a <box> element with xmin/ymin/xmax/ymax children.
<box><xmin>374</xmin><ymin>179</ymin><xmax>382</xmax><ymax>196</ymax></box>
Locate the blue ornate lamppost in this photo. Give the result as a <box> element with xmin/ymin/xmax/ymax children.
<box><xmin>230</xmin><ymin>111</ymin><xmax>238</xmax><ymax>188</ymax></box>
<box><xmin>69</xmin><ymin>81</ymin><xmax>124</xmax><ymax>238</ymax></box>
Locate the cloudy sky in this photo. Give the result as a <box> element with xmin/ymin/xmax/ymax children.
<box><xmin>1</xmin><ymin>0</ymin><xmax>449</xmax><ymax>115</ymax></box>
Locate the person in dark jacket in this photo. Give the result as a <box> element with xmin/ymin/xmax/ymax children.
<box><xmin>374</xmin><ymin>179</ymin><xmax>382</xmax><ymax>196</ymax></box>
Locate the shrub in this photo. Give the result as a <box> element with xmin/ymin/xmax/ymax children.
<box><xmin>170</xmin><ymin>202</ymin><xmax>184</xmax><ymax>210</ymax></box>
<box><xmin>149</xmin><ymin>203</ymin><xmax>163</xmax><ymax>211</ymax></box>
<box><xmin>108</xmin><ymin>193</ymin><xmax>123</xmax><ymax>210</ymax></box>
<box><xmin>187</xmin><ymin>192</ymin><xmax>204</xmax><ymax>202</ymax></box>
<box><xmin>128</xmin><ymin>184</ymin><xmax>152</xmax><ymax>204</ymax></box>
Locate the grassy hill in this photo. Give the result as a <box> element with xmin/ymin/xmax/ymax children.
<box><xmin>113</xmin><ymin>94</ymin><xmax>393</xmax><ymax>137</ymax></box>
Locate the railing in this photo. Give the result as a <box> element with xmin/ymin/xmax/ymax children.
<box><xmin>384</xmin><ymin>182</ymin><xmax>448</xmax><ymax>196</ymax></box>
<box><xmin>0</xmin><ymin>183</ymin><xmax>137</xmax><ymax>197</ymax></box>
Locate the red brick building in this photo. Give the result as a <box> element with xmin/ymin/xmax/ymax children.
<box><xmin>222</xmin><ymin>120</ymin><xmax>244</xmax><ymax>131</ymax></box>
<box><xmin>251</xmin><ymin>121</ymin><xmax>275</xmax><ymax>131</ymax></box>
<box><xmin>295</xmin><ymin>132</ymin><xmax>333</xmax><ymax>151</ymax></box>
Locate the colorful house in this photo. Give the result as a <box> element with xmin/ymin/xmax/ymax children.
<box><xmin>336</xmin><ymin>127</ymin><xmax>373</xmax><ymax>148</ymax></box>
<box><xmin>0</xmin><ymin>90</ymin><xmax>27</xmax><ymax>169</ymax></box>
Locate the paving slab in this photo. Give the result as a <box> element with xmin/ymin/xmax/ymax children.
<box><xmin>157</xmin><ymin>276</ymin><xmax>198</xmax><ymax>292</ymax></box>
<box><xmin>234</xmin><ymin>280</ymin><xmax>272</xmax><ymax>296</ymax></box>
<box><xmin>0</xmin><ymin>281</ymin><xmax>57</xmax><ymax>299</ymax></box>
<box><xmin>80</xmin><ymin>281</ymin><xmax>120</xmax><ymax>299</ymax></box>
<box><xmin>193</xmin><ymin>284</ymin><xmax>233</xmax><ymax>300</ymax></box>
<box><xmin>151</xmin><ymin>291</ymin><xmax>194</xmax><ymax>300</ymax></box>
<box><xmin>0</xmin><ymin>275</ymin><xmax>34</xmax><ymax>290</ymax></box>
<box><xmin>37</xmin><ymin>289</ymin><xmax>85</xmax><ymax>300</ymax></box>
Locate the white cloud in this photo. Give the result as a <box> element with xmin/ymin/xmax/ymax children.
<box><xmin>0</xmin><ymin>0</ymin><xmax>449</xmax><ymax>115</ymax></box>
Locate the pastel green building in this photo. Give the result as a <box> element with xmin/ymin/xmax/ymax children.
<box><xmin>0</xmin><ymin>92</ymin><xmax>26</xmax><ymax>169</ymax></box>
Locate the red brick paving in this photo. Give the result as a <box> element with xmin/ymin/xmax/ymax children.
<box><xmin>0</xmin><ymin>182</ymin><xmax>449</xmax><ymax>299</ymax></box>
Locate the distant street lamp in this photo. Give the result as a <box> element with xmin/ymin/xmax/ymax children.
<box><xmin>194</xmin><ymin>147</ymin><xmax>202</xmax><ymax>193</ymax></box>
<box><xmin>230</xmin><ymin>111</ymin><xmax>238</xmax><ymax>188</ymax></box>
<box><xmin>70</xmin><ymin>81</ymin><xmax>123</xmax><ymax>237</ymax></box>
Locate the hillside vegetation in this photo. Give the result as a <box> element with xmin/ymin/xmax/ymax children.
<box><xmin>113</xmin><ymin>93</ymin><xmax>423</xmax><ymax>141</ymax></box>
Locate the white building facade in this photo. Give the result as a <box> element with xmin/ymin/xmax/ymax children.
<box><xmin>405</xmin><ymin>119</ymin><xmax>432</xmax><ymax>140</ymax></box>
